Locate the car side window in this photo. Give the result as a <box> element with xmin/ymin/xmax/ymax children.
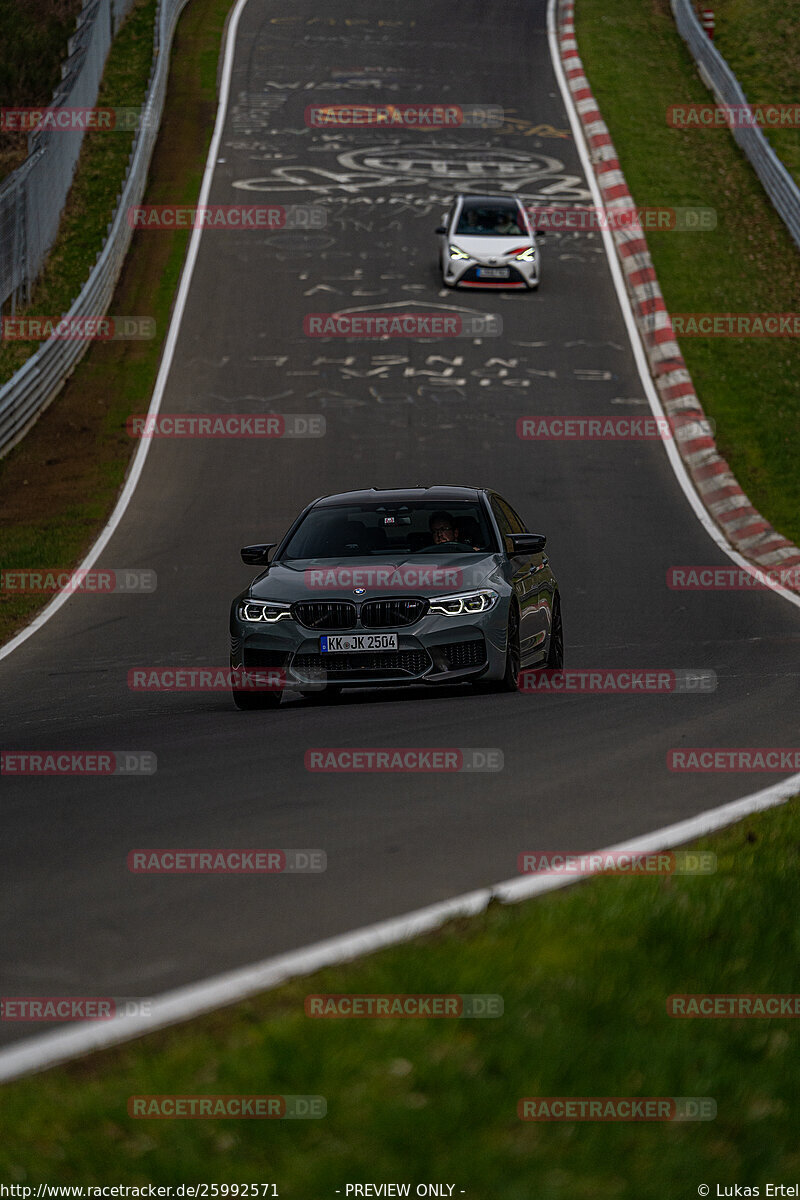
<box><xmin>489</xmin><ymin>497</ymin><xmax>514</xmax><ymax>554</ymax></box>
<box><xmin>497</xmin><ymin>497</ymin><xmax>528</xmax><ymax>534</ymax></box>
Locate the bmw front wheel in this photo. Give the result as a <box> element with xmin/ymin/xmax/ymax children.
<box><xmin>500</xmin><ymin>601</ymin><xmax>522</xmax><ymax>691</ymax></box>
<box><xmin>546</xmin><ymin>593</ymin><xmax>564</xmax><ymax>668</ymax></box>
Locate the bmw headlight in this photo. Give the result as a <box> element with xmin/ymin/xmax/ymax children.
<box><xmin>428</xmin><ymin>589</ymin><xmax>499</xmax><ymax>616</ymax></box>
<box><xmin>238</xmin><ymin>598</ymin><xmax>293</xmax><ymax>623</ymax></box>
<box><xmin>449</xmin><ymin>244</ymin><xmax>470</xmax><ymax>260</ymax></box>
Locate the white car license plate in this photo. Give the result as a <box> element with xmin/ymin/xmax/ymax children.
<box><xmin>477</xmin><ymin>267</ymin><xmax>509</xmax><ymax>279</ymax></box>
<box><xmin>320</xmin><ymin>634</ymin><xmax>398</xmax><ymax>652</ymax></box>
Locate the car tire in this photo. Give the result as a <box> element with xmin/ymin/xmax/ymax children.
<box><xmin>499</xmin><ymin>601</ymin><xmax>522</xmax><ymax>691</ymax></box>
<box><xmin>546</xmin><ymin>593</ymin><xmax>564</xmax><ymax>668</ymax></box>
<box><xmin>232</xmin><ymin>688</ymin><xmax>281</xmax><ymax>710</ymax></box>
<box><xmin>472</xmin><ymin>603</ymin><xmax>521</xmax><ymax>694</ymax></box>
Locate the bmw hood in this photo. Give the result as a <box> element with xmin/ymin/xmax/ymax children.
<box><xmin>247</xmin><ymin>554</ymin><xmax>504</xmax><ymax>602</ymax></box>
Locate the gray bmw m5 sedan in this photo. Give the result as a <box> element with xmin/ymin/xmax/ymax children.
<box><xmin>229</xmin><ymin>486</ymin><xmax>563</xmax><ymax>708</ymax></box>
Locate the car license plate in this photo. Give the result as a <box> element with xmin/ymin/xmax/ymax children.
<box><xmin>320</xmin><ymin>634</ymin><xmax>398</xmax><ymax>652</ymax></box>
<box><xmin>477</xmin><ymin>267</ymin><xmax>509</xmax><ymax>279</ymax></box>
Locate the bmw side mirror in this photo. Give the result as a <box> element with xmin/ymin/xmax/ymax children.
<box><xmin>435</xmin><ymin>226</ymin><xmax>447</xmax><ymax>235</ymax></box>
<box><xmin>241</xmin><ymin>543</ymin><xmax>276</xmax><ymax>565</ymax></box>
<box><xmin>509</xmin><ymin>533</ymin><xmax>546</xmax><ymax>555</ymax></box>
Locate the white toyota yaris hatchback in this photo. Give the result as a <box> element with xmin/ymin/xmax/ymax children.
<box><xmin>436</xmin><ymin>193</ymin><xmax>543</xmax><ymax>289</ymax></box>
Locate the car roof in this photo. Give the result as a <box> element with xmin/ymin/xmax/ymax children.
<box><xmin>455</xmin><ymin>193</ymin><xmax>524</xmax><ymax>205</ymax></box>
<box><xmin>312</xmin><ymin>486</ymin><xmax>486</xmax><ymax>507</ymax></box>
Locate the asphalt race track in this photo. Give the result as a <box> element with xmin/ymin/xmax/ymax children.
<box><xmin>1</xmin><ymin>0</ymin><xmax>798</xmax><ymax>1048</ymax></box>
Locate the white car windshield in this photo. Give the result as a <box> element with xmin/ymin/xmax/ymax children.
<box><xmin>455</xmin><ymin>204</ymin><xmax>526</xmax><ymax>236</ymax></box>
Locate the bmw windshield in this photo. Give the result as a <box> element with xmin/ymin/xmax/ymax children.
<box><xmin>280</xmin><ymin>502</ymin><xmax>499</xmax><ymax>559</ymax></box>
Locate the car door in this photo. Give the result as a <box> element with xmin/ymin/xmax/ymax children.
<box><xmin>490</xmin><ymin>495</ymin><xmax>552</xmax><ymax>665</ymax></box>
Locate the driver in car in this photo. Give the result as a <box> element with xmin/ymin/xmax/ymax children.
<box><xmin>429</xmin><ymin>511</ymin><xmax>479</xmax><ymax>549</ymax></box>
<box><xmin>495</xmin><ymin>211</ymin><xmax>521</xmax><ymax>234</ymax></box>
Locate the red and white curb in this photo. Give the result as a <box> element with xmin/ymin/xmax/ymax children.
<box><xmin>558</xmin><ymin>0</ymin><xmax>800</xmax><ymax>591</ymax></box>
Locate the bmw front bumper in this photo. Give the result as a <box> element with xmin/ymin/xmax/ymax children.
<box><xmin>230</xmin><ymin>603</ymin><xmax>510</xmax><ymax>689</ymax></box>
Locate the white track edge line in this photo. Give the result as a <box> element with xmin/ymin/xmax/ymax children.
<box><xmin>1</xmin><ymin>771</ymin><xmax>797</xmax><ymax>1083</ymax></box>
<box><xmin>0</xmin><ymin>0</ymin><xmax>252</xmax><ymax>666</ymax></box>
<box><xmin>2</xmin><ymin>0</ymin><xmax>798</xmax><ymax>668</ymax></box>
<box><xmin>546</xmin><ymin>0</ymin><xmax>800</xmax><ymax>612</ymax></box>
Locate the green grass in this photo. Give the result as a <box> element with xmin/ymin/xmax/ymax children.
<box><xmin>576</xmin><ymin>0</ymin><xmax>800</xmax><ymax>547</ymax></box>
<box><xmin>0</xmin><ymin>0</ymin><xmax>158</xmax><ymax>384</ymax></box>
<box><xmin>0</xmin><ymin>0</ymin><xmax>84</xmax><ymax>103</ymax></box>
<box><xmin>1</xmin><ymin>799</ymin><xmax>798</xmax><ymax>1194</ymax></box>
<box><xmin>711</xmin><ymin>0</ymin><xmax>800</xmax><ymax>188</ymax></box>
<box><xmin>0</xmin><ymin>0</ymin><xmax>85</xmax><ymax>177</ymax></box>
<box><xmin>0</xmin><ymin>219</ymin><xmax>191</xmax><ymax>639</ymax></box>
<box><xmin>0</xmin><ymin>0</ymin><xmax>231</xmax><ymax>645</ymax></box>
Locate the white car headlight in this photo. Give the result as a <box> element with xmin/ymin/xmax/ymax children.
<box><xmin>449</xmin><ymin>244</ymin><xmax>470</xmax><ymax>260</ymax></box>
<box><xmin>428</xmin><ymin>589</ymin><xmax>499</xmax><ymax>616</ymax></box>
<box><xmin>239</xmin><ymin>599</ymin><xmax>293</xmax><ymax>623</ymax></box>
<box><xmin>512</xmin><ymin>246</ymin><xmax>536</xmax><ymax>261</ymax></box>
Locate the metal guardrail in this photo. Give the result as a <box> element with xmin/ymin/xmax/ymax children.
<box><xmin>0</xmin><ymin>0</ymin><xmax>138</xmax><ymax>313</ymax></box>
<box><xmin>671</xmin><ymin>0</ymin><xmax>800</xmax><ymax>252</ymax></box>
<box><xmin>0</xmin><ymin>0</ymin><xmax>191</xmax><ymax>458</ymax></box>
